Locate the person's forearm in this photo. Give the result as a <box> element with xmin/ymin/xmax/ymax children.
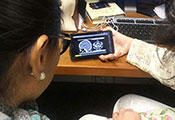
<box><xmin>127</xmin><ymin>39</ymin><xmax>175</xmax><ymax>90</ymax></box>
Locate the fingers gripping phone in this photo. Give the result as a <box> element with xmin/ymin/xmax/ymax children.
<box><xmin>70</xmin><ymin>30</ymin><xmax>114</xmax><ymax>60</ymax></box>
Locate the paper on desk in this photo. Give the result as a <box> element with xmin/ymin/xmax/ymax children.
<box><xmin>153</xmin><ymin>4</ymin><xmax>166</xmax><ymax>19</ymax></box>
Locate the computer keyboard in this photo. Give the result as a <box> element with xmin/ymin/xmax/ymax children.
<box><xmin>107</xmin><ymin>17</ymin><xmax>170</xmax><ymax>43</ymax></box>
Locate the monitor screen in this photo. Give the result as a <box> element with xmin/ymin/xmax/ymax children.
<box><xmin>100</xmin><ymin>0</ymin><xmax>165</xmax><ymax>17</ymax></box>
<box><xmin>136</xmin><ymin>0</ymin><xmax>165</xmax><ymax>16</ymax></box>
<box><xmin>99</xmin><ymin>0</ymin><xmax>124</xmax><ymax>10</ymax></box>
<box><xmin>78</xmin><ymin>0</ymin><xmax>87</xmax><ymax>21</ymax></box>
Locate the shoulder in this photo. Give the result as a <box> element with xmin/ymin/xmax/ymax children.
<box><xmin>13</xmin><ymin>108</ymin><xmax>51</xmax><ymax>120</ymax></box>
<box><xmin>140</xmin><ymin>108</ymin><xmax>175</xmax><ymax>120</ymax></box>
<box><xmin>0</xmin><ymin>112</ymin><xmax>11</xmax><ymax>120</ymax></box>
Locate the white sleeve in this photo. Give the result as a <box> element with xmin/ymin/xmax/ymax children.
<box><xmin>127</xmin><ymin>39</ymin><xmax>175</xmax><ymax>90</ymax></box>
<box><xmin>79</xmin><ymin>114</ymin><xmax>108</xmax><ymax>120</ymax></box>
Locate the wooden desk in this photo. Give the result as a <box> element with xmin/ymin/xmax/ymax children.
<box><xmin>56</xmin><ymin>12</ymin><xmax>152</xmax><ymax>78</ymax></box>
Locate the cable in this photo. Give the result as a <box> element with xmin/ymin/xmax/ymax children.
<box><xmin>81</xmin><ymin>16</ymin><xmax>107</xmax><ymax>31</ymax></box>
<box><xmin>106</xmin><ymin>16</ymin><xmax>119</xmax><ymax>31</ymax></box>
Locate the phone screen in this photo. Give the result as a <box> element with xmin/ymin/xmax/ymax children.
<box><xmin>70</xmin><ymin>31</ymin><xmax>114</xmax><ymax>60</ymax></box>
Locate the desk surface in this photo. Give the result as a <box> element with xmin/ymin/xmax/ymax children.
<box><xmin>56</xmin><ymin>12</ymin><xmax>152</xmax><ymax>78</ymax></box>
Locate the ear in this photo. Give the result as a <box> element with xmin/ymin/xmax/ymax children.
<box><xmin>30</xmin><ymin>34</ymin><xmax>49</xmax><ymax>80</ymax></box>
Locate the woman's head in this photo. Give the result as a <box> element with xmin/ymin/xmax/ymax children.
<box><xmin>0</xmin><ymin>0</ymin><xmax>62</xmax><ymax>106</ymax></box>
<box><xmin>153</xmin><ymin>0</ymin><xmax>175</xmax><ymax>46</ymax></box>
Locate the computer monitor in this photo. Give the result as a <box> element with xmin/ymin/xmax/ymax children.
<box><xmin>78</xmin><ymin>0</ymin><xmax>87</xmax><ymax>22</ymax></box>
<box><xmin>136</xmin><ymin>0</ymin><xmax>165</xmax><ymax>17</ymax></box>
<box><xmin>99</xmin><ymin>0</ymin><xmax>124</xmax><ymax>10</ymax></box>
<box><xmin>100</xmin><ymin>0</ymin><xmax>165</xmax><ymax>16</ymax></box>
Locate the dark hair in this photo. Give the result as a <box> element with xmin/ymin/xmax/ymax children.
<box><xmin>153</xmin><ymin>0</ymin><xmax>175</xmax><ymax>46</ymax></box>
<box><xmin>0</xmin><ymin>0</ymin><xmax>62</xmax><ymax>98</ymax></box>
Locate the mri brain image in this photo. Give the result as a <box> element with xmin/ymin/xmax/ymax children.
<box><xmin>79</xmin><ymin>40</ymin><xmax>92</xmax><ymax>53</ymax></box>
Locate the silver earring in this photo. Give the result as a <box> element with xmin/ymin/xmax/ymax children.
<box><xmin>40</xmin><ymin>72</ymin><xmax>46</xmax><ymax>80</ymax></box>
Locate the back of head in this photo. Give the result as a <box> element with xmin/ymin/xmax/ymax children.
<box><xmin>0</xmin><ymin>0</ymin><xmax>62</xmax><ymax>99</ymax></box>
<box><xmin>153</xmin><ymin>0</ymin><xmax>175</xmax><ymax>46</ymax></box>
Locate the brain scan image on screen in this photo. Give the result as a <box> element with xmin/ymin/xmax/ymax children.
<box><xmin>79</xmin><ymin>40</ymin><xmax>92</xmax><ymax>53</ymax></box>
<box><xmin>93</xmin><ymin>40</ymin><xmax>103</xmax><ymax>50</ymax></box>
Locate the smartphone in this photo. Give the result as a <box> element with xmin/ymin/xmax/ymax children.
<box><xmin>70</xmin><ymin>30</ymin><xmax>114</xmax><ymax>60</ymax></box>
<box><xmin>89</xmin><ymin>1</ymin><xmax>110</xmax><ymax>9</ymax></box>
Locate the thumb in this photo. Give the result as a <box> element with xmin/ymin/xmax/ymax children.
<box><xmin>113</xmin><ymin>112</ymin><xmax>119</xmax><ymax>120</ymax></box>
